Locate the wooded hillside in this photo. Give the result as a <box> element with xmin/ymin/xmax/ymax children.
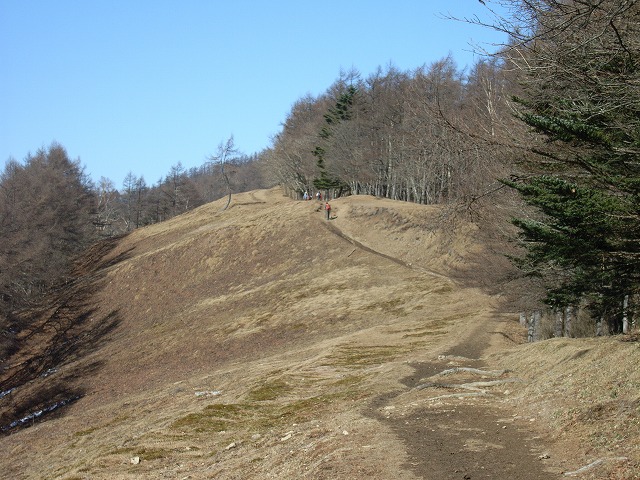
<box><xmin>264</xmin><ymin>0</ymin><xmax>640</xmax><ymax>335</ymax></box>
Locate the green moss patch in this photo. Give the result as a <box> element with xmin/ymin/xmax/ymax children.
<box><xmin>246</xmin><ymin>378</ymin><xmax>292</xmax><ymax>401</ymax></box>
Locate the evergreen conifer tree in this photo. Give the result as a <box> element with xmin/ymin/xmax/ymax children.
<box><xmin>312</xmin><ymin>86</ymin><xmax>357</xmax><ymax>196</ymax></box>
<box><xmin>504</xmin><ymin>0</ymin><xmax>640</xmax><ymax>331</ymax></box>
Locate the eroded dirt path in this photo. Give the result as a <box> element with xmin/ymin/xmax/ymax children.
<box><xmin>376</xmin><ymin>328</ymin><xmax>561</xmax><ymax>479</ymax></box>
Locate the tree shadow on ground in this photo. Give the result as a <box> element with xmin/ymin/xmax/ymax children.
<box><xmin>0</xmin><ymin>237</ymin><xmax>131</xmax><ymax>434</ymax></box>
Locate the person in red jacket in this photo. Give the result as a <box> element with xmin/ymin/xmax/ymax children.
<box><xmin>325</xmin><ymin>202</ymin><xmax>331</xmax><ymax>220</ymax></box>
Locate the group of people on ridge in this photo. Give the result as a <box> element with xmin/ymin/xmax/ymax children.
<box><xmin>303</xmin><ymin>190</ymin><xmax>331</xmax><ymax>220</ymax></box>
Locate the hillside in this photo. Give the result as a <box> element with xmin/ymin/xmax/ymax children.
<box><xmin>0</xmin><ymin>187</ymin><xmax>638</xmax><ymax>479</ymax></box>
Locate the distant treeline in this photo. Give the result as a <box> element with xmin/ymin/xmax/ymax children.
<box><xmin>265</xmin><ymin>55</ymin><xmax>520</xmax><ymax>205</ymax></box>
<box><xmin>96</xmin><ymin>151</ymin><xmax>269</xmax><ymax>235</ymax></box>
<box><xmin>0</xmin><ymin>142</ymin><xmax>270</xmax><ymax>354</ymax></box>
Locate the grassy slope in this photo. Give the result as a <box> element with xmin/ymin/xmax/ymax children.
<box><xmin>0</xmin><ymin>187</ymin><xmax>637</xmax><ymax>479</ymax></box>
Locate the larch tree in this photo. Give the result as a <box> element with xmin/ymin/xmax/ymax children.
<box><xmin>208</xmin><ymin>136</ymin><xmax>238</xmax><ymax>211</ymax></box>
<box><xmin>0</xmin><ymin>143</ymin><xmax>97</xmax><ymax>333</ymax></box>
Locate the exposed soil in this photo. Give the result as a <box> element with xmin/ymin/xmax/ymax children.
<box><xmin>375</xmin><ymin>325</ymin><xmax>559</xmax><ymax>480</ymax></box>
<box><xmin>0</xmin><ymin>188</ymin><xmax>637</xmax><ymax>479</ymax></box>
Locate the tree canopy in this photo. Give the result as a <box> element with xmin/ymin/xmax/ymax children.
<box><xmin>0</xmin><ymin>144</ymin><xmax>96</xmax><ymax>331</ymax></box>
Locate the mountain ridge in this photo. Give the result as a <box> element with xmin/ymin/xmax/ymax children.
<box><xmin>0</xmin><ymin>187</ymin><xmax>637</xmax><ymax>479</ymax></box>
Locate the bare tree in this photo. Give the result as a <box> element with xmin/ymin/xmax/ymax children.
<box><xmin>121</xmin><ymin>171</ymin><xmax>137</xmax><ymax>231</ymax></box>
<box><xmin>266</xmin><ymin>94</ymin><xmax>328</xmax><ymax>197</ymax></box>
<box><xmin>208</xmin><ymin>136</ymin><xmax>238</xmax><ymax>210</ymax></box>
<box><xmin>94</xmin><ymin>177</ymin><xmax>119</xmax><ymax>236</ymax></box>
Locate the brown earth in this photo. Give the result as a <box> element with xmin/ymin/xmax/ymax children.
<box><xmin>0</xmin><ymin>187</ymin><xmax>638</xmax><ymax>479</ymax></box>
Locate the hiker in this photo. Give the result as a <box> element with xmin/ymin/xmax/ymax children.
<box><xmin>316</xmin><ymin>191</ymin><xmax>321</xmax><ymax>201</ymax></box>
<box><xmin>303</xmin><ymin>190</ymin><xmax>309</xmax><ymax>201</ymax></box>
<box><xmin>325</xmin><ymin>202</ymin><xmax>331</xmax><ymax>220</ymax></box>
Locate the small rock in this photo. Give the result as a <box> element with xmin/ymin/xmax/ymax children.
<box><xmin>538</xmin><ymin>453</ymin><xmax>550</xmax><ymax>459</ymax></box>
<box><xmin>342</xmin><ymin>430</ymin><xmax>349</xmax><ymax>435</ymax></box>
<box><xmin>225</xmin><ymin>442</ymin><xmax>237</xmax><ymax>450</ymax></box>
<box><xmin>280</xmin><ymin>433</ymin><xmax>292</xmax><ymax>442</ymax></box>
<box><xmin>130</xmin><ymin>456</ymin><xmax>140</xmax><ymax>465</ymax></box>
<box><xmin>195</xmin><ymin>390</ymin><xmax>221</xmax><ymax>397</ymax></box>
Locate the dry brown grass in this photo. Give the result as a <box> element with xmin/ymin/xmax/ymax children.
<box><xmin>489</xmin><ymin>336</ymin><xmax>640</xmax><ymax>478</ymax></box>
<box><xmin>0</xmin><ymin>188</ymin><xmax>637</xmax><ymax>479</ymax></box>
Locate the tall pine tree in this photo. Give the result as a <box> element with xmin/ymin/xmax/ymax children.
<box><xmin>312</xmin><ymin>86</ymin><xmax>357</xmax><ymax>196</ymax></box>
<box><xmin>504</xmin><ymin>0</ymin><xmax>640</xmax><ymax>332</ymax></box>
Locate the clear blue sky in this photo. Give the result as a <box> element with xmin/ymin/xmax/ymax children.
<box><xmin>1</xmin><ymin>0</ymin><xmax>508</xmax><ymax>188</ymax></box>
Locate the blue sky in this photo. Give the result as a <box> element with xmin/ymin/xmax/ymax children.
<box><xmin>1</xmin><ymin>1</ymin><xmax>508</xmax><ymax>188</ymax></box>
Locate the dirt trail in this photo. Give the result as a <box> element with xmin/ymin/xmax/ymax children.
<box><xmin>323</xmin><ymin>220</ymin><xmax>451</xmax><ymax>281</ymax></box>
<box><xmin>379</xmin><ymin>330</ymin><xmax>558</xmax><ymax>479</ymax></box>
<box><xmin>322</xmin><ymin>212</ymin><xmax>560</xmax><ymax>479</ymax></box>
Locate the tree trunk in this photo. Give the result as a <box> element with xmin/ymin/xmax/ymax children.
<box><xmin>622</xmin><ymin>295</ymin><xmax>629</xmax><ymax>334</ymax></box>
<box><xmin>596</xmin><ymin>315</ymin><xmax>604</xmax><ymax>337</ymax></box>
<box><xmin>564</xmin><ymin>306</ymin><xmax>573</xmax><ymax>338</ymax></box>
<box><xmin>553</xmin><ymin>309</ymin><xmax>563</xmax><ymax>337</ymax></box>
<box><xmin>528</xmin><ymin>310</ymin><xmax>541</xmax><ymax>342</ymax></box>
